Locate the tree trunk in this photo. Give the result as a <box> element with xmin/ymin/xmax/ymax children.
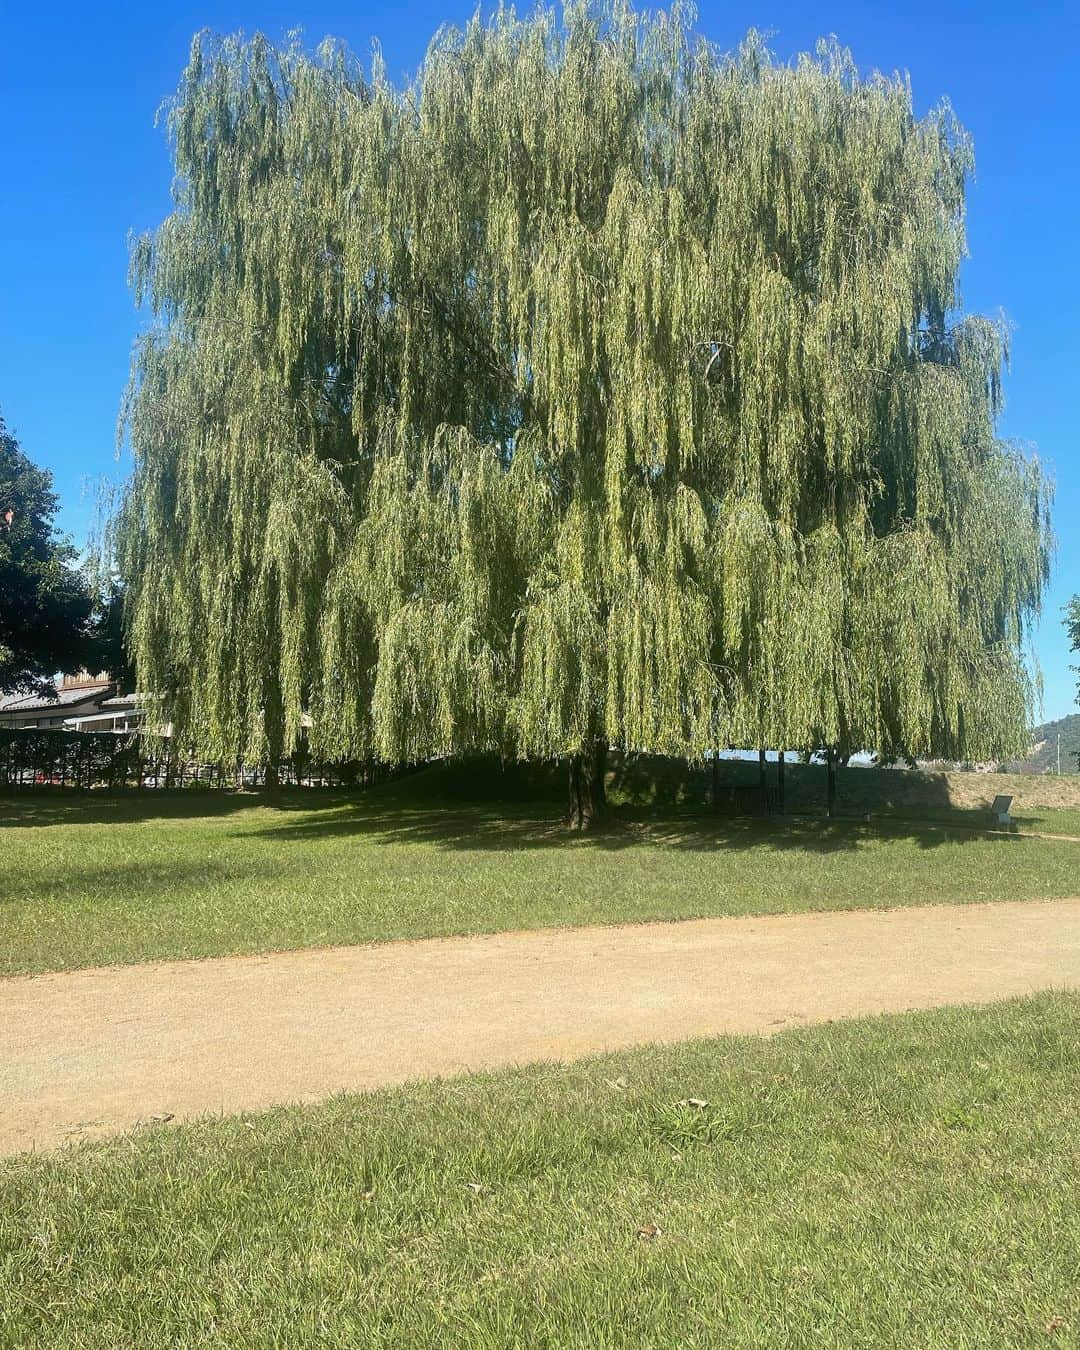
<box><xmin>567</xmin><ymin>740</ymin><xmax>607</xmax><ymax>830</ymax></box>
<box><xmin>262</xmin><ymin>676</ymin><xmax>285</xmax><ymax>793</ymax></box>
<box><xmin>777</xmin><ymin>750</ymin><xmax>785</xmax><ymax>814</ymax></box>
<box><xmin>826</xmin><ymin>749</ymin><xmax>837</xmax><ymax>818</ymax></box>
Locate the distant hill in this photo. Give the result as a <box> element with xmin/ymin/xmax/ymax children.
<box><xmin>1009</xmin><ymin>713</ymin><xmax>1080</xmax><ymax>775</ymax></box>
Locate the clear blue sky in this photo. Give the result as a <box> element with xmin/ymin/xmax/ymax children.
<box><xmin>2</xmin><ymin>0</ymin><xmax>1077</xmax><ymax>719</ymax></box>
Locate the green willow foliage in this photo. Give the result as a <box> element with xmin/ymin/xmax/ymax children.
<box><xmin>118</xmin><ymin>2</ymin><xmax>1051</xmax><ymax>772</ymax></box>
<box><xmin>1068</xmin><ymin>596</ymin><xmax>1080</xmax><ymax>709</ymax></box>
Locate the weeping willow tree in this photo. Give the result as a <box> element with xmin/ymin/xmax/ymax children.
<box><xmin>118</xmin><ymin>2</ymin><xmax>1051</xmax><ymax>824</ymax></box>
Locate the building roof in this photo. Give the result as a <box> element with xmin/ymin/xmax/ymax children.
<box><xmin>0</xmin><ymin>683</ymin><xmax>114</xmax><ymax>714</ymax></box>
<box><xmin>62</xmin><ymin>710</ymin><xmax>137</xmax><ymax>728</ymax></box>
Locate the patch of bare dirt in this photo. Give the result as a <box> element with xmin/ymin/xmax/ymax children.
<box><xmin>2</xmin><ymin>897</ymin><xmax>1079</xmax><ymax>1157</ymax></box>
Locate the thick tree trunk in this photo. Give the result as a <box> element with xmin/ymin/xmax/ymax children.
<box><xmin>826</xmin><ymin>749</ymin><xmax>837</xmax><ymax>817</ymax></box>
<box><xmin>777</xmin><ymin>750</ymin><xmax>785</xmax><ymax>814</ymax></box>
<box><xmin>567</xmin><ymin>740</ymin><xmax>608</xmax><ymax>830</ymax></box>
<box><xmin>262</xmin><ymin>674</ymin><xmax>285</xmax><ymax>793</ymax></box>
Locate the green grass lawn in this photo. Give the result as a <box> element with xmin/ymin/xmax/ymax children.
<box><xmin>2</xmin><ymin>760</ymin><xmax>1079</xmax><ymax>976</ymax></box>
<box><xmin>2</xmin><ymin>993</ymin><xmax>1077</xmax><ymax>1347</ymax></box>
<box><xmin>1013</xmin><ymin>805</ymin><xmax>1080</xmax><ymax>837</ymax></box>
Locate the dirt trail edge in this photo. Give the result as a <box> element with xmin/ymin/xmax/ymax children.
<box><xmin>3</xmin><ymin>897</ymin><xmax>1079</xmax><ymax>1157</ymax></box>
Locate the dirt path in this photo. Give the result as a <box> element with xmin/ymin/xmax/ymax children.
<box><xmin>3</xmin><ymin>897</ymin><xmax>1079</xmax><ymax>1157</ymax></box>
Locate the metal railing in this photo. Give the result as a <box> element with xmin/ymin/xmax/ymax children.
<box><xmin>0</xmin><ymin>728</ymin><xmax>406</xmax><ymax>793</ymax></box>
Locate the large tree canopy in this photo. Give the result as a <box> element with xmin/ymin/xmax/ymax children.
<box><xmin>118</xmin><ymin>2</ymin><xmax>1051</xmax><ymax>817</ymax></box>
<box><xmin>0</xmin><ymin>414</ymin><xmax>93</xmax><ymax>695</ymax></box>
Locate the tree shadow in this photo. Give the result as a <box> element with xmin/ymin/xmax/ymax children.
<box><xmin>248</xmin><ymin>800</ymin><xmax>1027</xmax><ymax>855</ymax></box>
<box><xmin>0</xmin><ymin>754</ymin><xmax>1044</xmax><ymax>856</ymax></box>
<box><xmin>0</xmin><ymin>789</ymin><xmax>359</xmax><ymax>830</ymax></box>
<box><xmin>0</xmin><ymin>855</ymin><xmax>263</xmax><ymax>914</ymax></box>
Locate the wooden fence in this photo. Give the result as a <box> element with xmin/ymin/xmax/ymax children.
<box><xmin>0</xmin><ymin>727</ymin><xmax>404</xmax><ymax>793</ymax></box>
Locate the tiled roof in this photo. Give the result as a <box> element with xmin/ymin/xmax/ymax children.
<box><xmin>0</xmin><ymin>683</ymin><xmax>113</xmax><ymax>713</ymax></box>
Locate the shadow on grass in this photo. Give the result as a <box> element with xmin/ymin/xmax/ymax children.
<box><xmin>0</xmin><ymin>753</ymin><xmax>1042</xmax><ymax>856</ymax></box>
<box><xmin>247</xmin><ymin>801</ymin><xmax>1029</xmax><ymax>855</ymax></box>
<box><xmin>0</xmin><ymin>856</ymin><xmax>250</xmax><ymax>907</ymax></box>
<box><xmin>0</xmin><ymin>789</ymin><xmax>356</xmax><ymax>830</ymax></box>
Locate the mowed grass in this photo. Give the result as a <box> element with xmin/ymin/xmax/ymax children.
<box><xmin>2</xmin><ymin>759</ymin><xmax>1079</xmax><ymax>976</ymax></box>
<box><xmin>1014</xmin><ymin>804</ymin><xmax>1080</xmax><ymax>837</ymax></box>
<box><xmin>2</xmin><ymin>994</ymin><xmax>1077</xmax><ymax>1347</ymax></box>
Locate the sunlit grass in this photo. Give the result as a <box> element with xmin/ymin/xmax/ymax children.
<box><xmin>2</xmin><ymin>993</ymin><xmax>1076</xmax><ymax>1347</ymax></box>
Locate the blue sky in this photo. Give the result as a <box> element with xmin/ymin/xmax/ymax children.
<box><xmin>2</xmin><ymin>0</ymin><xmax>1077</xmax><ymax>719</ymax></box>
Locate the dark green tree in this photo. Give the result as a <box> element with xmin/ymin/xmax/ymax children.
<box><xmin>84</xmin><ymin>582</ymin><xmax>136</xmax><ymax>691</ymax></box>
<box><xmin>1068</xmin><ymin>596</ymin><xmax>1080</xmax><ymax>767</ymax></box>
<box><xmin>0</xmin><ymin>414</ymin><xmax>93</xmax><ymax>695</ymax></box>
<box><xmin>1067</xmin><ymin>598</ymin><xmax>1080</xmax><ymax>685</ymax></box>
<box><xmin>118</xmin><ymin>4</ymin><xmax>1052</xmax><ymax>824</ymax></box>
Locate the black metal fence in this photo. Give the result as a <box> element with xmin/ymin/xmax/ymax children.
<box><xmin>0</xmin><ymin>727</ymin><xmax>404</xmax><ymax>792</ymax></box>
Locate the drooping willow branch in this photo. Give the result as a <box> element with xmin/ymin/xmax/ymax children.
<box><xmin>116</xmin><ymin>3</ymin><xmax>1052</xmax><ymax>773</ymax></box>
